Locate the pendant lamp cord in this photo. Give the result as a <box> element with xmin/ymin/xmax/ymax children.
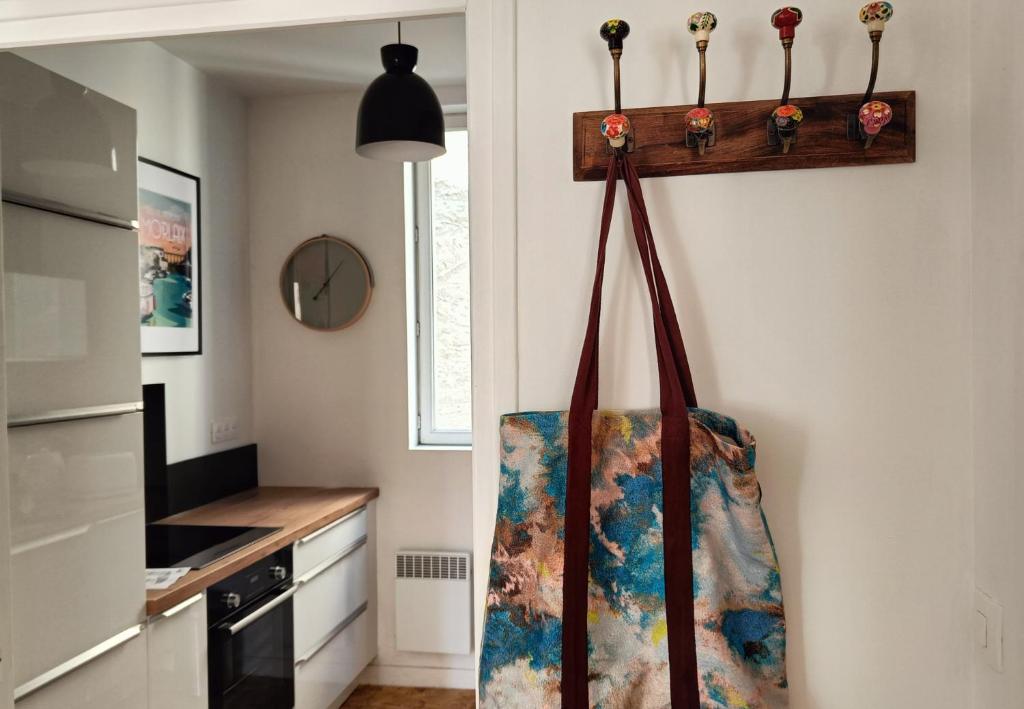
<box><xmin>397</xmin><ymin>21</ymin><xmax>402</xmax><ymax>45</ymax></box>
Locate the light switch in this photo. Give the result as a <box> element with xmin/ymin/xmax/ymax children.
<box><xmin>210</xmin><ymin>416</ymin><xmax>239</xmax><ymax>444</ymax></box>
<box><xmin>974</xmin><ymin>588</ymin><xmax>1004</xmax><ymax>672</ymax></box>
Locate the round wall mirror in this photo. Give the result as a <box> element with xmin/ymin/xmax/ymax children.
<box><xmin>280</xmin><ymin>235</ymin><xmax>373</xmax><ymax>330</ymax></box>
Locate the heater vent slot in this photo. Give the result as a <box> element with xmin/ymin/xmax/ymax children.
<box><xmin>396</xmin><ymin>552</ymin><xmax>468</xmax><ymax>580</ymax></box>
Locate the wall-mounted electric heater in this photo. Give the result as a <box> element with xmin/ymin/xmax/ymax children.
<box><xmin>395</xmin><ymin>550</ymin><xmax>472</xmax><ymax>655</ymax></box>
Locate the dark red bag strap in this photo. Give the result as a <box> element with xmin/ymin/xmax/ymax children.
<box><xmin>562</xmin><ymin>154</ymin><xmax>700</xmax><ymax>709</ymax></box>
<box><xmin>561</xmin><ymin>158</ymin><xmax>618</xmax><ymax>706</ymax></box>
<box><xmin>622</xmin><ymin>157</ymin><xmax>698</xmax><ymax>409</ymax></box>
<box><xmin>622</xmin><ymin>160</ymin><xmax>701</xmax><ymax>709</ymax></box>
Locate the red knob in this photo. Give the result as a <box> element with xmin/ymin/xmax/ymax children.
<box><xmin>771</xmin><ymin>7</ymin><xmax>803</xmax><ymax>40</ymax></box>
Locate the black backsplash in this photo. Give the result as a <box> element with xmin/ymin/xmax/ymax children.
<box><xmin>143</xmin><ymin>383</ymin><xmax>258</xmax><ymax>522</ymax></box>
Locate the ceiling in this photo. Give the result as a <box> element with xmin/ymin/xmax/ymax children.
<box><xmin>156</xmin><ymin>14</ymin><xmax>466</xmax><ymax>98</ymax></box>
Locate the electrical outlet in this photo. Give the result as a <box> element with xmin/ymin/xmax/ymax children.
<box><xmin>974</xmin><ymin>588</ymin><xmax>1004</xmax><ymax>672</ymax></box>
<box><xmin>210</xmin><ymin>416</ymin><xmax>239</xmax><ymax>444</ymax></box>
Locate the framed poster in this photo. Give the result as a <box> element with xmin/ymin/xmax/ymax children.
<box><xmin>138</xmin><ymin>158</ymin><xmax>201</xmax><ymax>355</ymax></box>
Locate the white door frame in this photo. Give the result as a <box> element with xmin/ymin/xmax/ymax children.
<box><xmin>0</xmin><ymin>0</ymin><xmax>518</xmax><ymax>697</ymax></box>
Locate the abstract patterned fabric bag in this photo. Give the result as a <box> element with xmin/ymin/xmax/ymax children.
<box><xmin>479</xmin><ymin>155</ymin><xmax>788</xmax><ymax>709</ymax></box>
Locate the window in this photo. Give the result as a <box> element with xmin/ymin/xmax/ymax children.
<box><xmin>407</xmin><ymin>126</ymin><xmax>471</xmax><ymax>447</ymax></box>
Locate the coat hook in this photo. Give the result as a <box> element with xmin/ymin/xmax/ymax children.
<box><xmin>685</xmin><ymin>12</ymin><xmax>718</xmax><ymax>156</ymax></box>
<box><xmin>599</xmin><ymin>19</ymin><xmax>634</xmax><ymax>152</ymax></box>
<box><xmin>767</xmin><ymin>7</ymin><xmax>804</xmax><ymax>154</ymax></box>
<box><xmin>849</xmin><ymin>2</ymin><xmax>895</xmax><ymax>148</ymax></box>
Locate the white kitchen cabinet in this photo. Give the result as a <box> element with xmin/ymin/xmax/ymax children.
<box><xmin>294</xmin><ymin>605</ymin><xmax>372</xmax><ymax>709</ymax></box>
<box><xmin>293</xmin><ymin>505</ymin><xmax>367</xmax><ymax>578</ymax></box>
<box><xmin>147</xmin><ymin>593</ymin><xmax>208</xmax><ymax>709</ymax></box>
<box><xmin>3</xmin><ymin>203</ymin><xmax>141</xmax><ymax>422</ymax></box>
<box><xmin>0</xmin><ymin>53</ymin><xmax>138</xmax><ymax>225</ymax></box>
<box><xmin>293</xmin><ymin>501</ymin><xmax>377</xmax><ymax>709</ymax></box>
<box><xmin>294</xmin><ymin>540</ymin><xmax>368</xmax><ymax>655</ymax></box>
<box><xmin>8</xmin><ymin>413</ymin><xmax>145</xmax><ymax>687</ymax></box>
<box><xmin>14</xmin><ymin>626</ymin><xmax>147</xmax><ymax>709</ymax></box>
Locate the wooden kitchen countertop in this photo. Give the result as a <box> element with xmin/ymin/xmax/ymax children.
<box><xmin>146</xmin><ymin>486</ymin><xmax>379</xmax><ymax>616</ymax></box>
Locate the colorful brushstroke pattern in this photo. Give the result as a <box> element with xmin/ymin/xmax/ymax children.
<box><xmin>479</xmin><ymin>408</ymin><xmax>788</xmax><ymax>708</ymax></box>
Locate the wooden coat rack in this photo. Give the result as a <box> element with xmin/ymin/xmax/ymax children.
<box><xmin>577</xmin><ymin>5</ymin><xmax>915</xmax><ymax>182</ymax></box>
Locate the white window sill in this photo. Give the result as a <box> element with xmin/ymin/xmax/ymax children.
<box><xmin>409</xmin><ymin>443</ymin><xmax>472</xmax><ymax>452</ymax></box>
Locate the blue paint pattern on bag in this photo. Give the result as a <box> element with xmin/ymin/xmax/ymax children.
<box><xmin>479</xmin><ymin>408</ymin><xmax>788</xmax><ymax>708</ymax></box>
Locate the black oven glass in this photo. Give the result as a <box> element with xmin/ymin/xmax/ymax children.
<box><xmin>208</xmin><ymin>549</ymin><xmax>294</xmax><ymax>709</ymax></box>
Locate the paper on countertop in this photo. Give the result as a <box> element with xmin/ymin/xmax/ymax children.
<box><xmin>146</xmin><ymin>567</ymin><xmax>190</xmax><ymax>590</ymax></box>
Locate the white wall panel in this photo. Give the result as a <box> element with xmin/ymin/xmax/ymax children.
<box><xmin>514</xmin><ymin>1</ymin><xmax>972</xmax><ymax>707</ymax></box>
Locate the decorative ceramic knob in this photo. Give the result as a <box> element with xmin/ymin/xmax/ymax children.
<box><xmin>601</xmin><ymin>113</ymin><xmax>631</xmax><ymax>148</ymax></box>
<box><xmin>685</xmin><ymin>107</ymin><xmax>714</xmax><ymax>136</ymax></box>
<box><xmin>772</xmin><ymin>104</ymin><xmax>803</xmax><ymax>152</ymax></box>
<box><xmin>687</xmin><ymin>12</ymin><xmax>718</xmax><ymax>44</ymax></box>
<box><xmin>859</xmin><ymin>2</ymin><xmax>893</xmax><ymax>34</ymax></box>
<box><xmin>685</xmin><ymin>106</ymin><xmax>715</xmax><ymax>155</ymax></box>
<box><xmin>772</xmin><ymin>104</ymin><xmax>803</xmax><ymax>131</ymax></box>
<box><xmin>600</xmin><ymin>19</ymin><xmax>631</xmax><ymax>51</ymax></box>
<box><xmin>771</xmin><ymin>7</ymin><xmax>803</xmax><ymax>41</ymax></box>
<box><xmin>858</xmin><ymin>100</ymin><xmax>892</xmax><ymax>147</ymax></box>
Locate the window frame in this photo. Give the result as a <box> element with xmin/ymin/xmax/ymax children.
<box><xmin>406</xmin><ymin>119</ymin><xmax>472</xmax><ymax>449</ymax></box>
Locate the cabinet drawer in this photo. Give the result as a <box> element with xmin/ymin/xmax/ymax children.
<box><xmin>12</xmin><ymin>508</ymin><xmax>145</xmax><ymax>686</ymax></box>
<box><xmin>9</xmin><ymin>415</ymin><xmax>146</xmax><ymax>686</ymax></box>
<box><xmin>0</xmin><ymin>53</ymin><xmax>138</xmax><ymax>225</ymax></box>
<box><xmin>294</xmin><ymin>604</ymin><xmax>373</xmax><ymax>709</ymax></box>
<box><xmin>293</xmin><ymin>506</ymin><xmax>367</xmax><ymax>577</ymax></box>
<box><xmin>294</xmin><ymin>538</ymin><xmax>368</xmax><ymax>657</ymax></box>
<box><xmin>4</xmin><ymin>203</ymin><xmax>141</xmax><ymax>421</ymax></box>
<box><xmin>147</xmin><ymin>593</ymin><xmax>208</xmax><ymax>709</ymax></box>
<box><xmin>15</xmin><ymin>627</ymin><xmax>147</xmax><ymax>709</ymax></box>
<box><xmin>9</xmin><ymin>414</ymin><xmax>143</xmax><ymax>548</ymax></box>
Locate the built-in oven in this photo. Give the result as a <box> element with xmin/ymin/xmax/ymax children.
<box><xmin>207</xmin><ymin>547</ymin><xmax>295</xmax><ymax>709</ymax></box>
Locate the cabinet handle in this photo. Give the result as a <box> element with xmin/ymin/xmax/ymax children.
<box><xmin>296</xmin><ymin>506</ymin><xmax>365</xmax><ymax>546</ymax></box>
<box><xmin>295</xmin><ymin>601</ymin><xmax>368</xmax><ymax>667</ymax></box>
<box><xmin>158</xmin><ymin>593</ymin><xmax>204</xmax><ymax>619</ymax></box>
<box><xmin>8</xmin><ymin>401</ymin><xmax>143</xmax><ymax>428</ymax></box>
<box><xmin>2</xmin><ymin>190</ymin><xmax>138</xmax><ymax>231</ymax></box>
<box><xmin>295</xmin><ymin>534</ymin><xmax>368</xmax><ymax>587</ymax></box>
<box><xmin>13</xmin><ymin>624</ymin><xmax>143</xmax><ymax>701</ymax></box>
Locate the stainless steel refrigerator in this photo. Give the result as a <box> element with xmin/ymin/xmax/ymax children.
<box><xmin>0</xmin><ymin>52</ymin><xmax>148</xmax><ymax>707</ymax></box>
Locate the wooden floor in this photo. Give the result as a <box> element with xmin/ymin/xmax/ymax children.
<box><xmin>341</xmin><ymin>685</ymin><xmax>475</xmax><ymax>709</ymax></box>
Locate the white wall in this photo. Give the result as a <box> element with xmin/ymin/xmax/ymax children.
<box><xmin>16</xmin><ymin>41</ymin><xmax>253</xmax><ymax>464</ymax></box>
<box><xmin>970</xmin><ymin>0</ymin><xmax>1024</xmax><ymax>704</ymax></box>
<box><xmin>512</xmin><ymin>1</ymin><xmax>972</xmax><ymax>707</ymax></box>
<box><xmin>248</xmin><ymin>91</ymin><xmax>475</xmax><ymax>688</ymax></box>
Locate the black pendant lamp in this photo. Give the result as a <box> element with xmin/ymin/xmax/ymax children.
<box><xmin>356</xmin><ymin>22</ymin><xmax>446</xmax><ymax>162</ymax></box>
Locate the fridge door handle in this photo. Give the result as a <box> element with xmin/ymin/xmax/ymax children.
<box><xmin>2</xmin><ymin>190</ymin><xmax>138</xmax><ymax>231</ymax></box>
<box><xmin>7</xmin><ymin>401</ymin><xmax>144</xmax><ymax>428</ymax></box>
<box><xmin>13</xmin><ymin>624</ymin><xmax>143</xmax><ymax>701</ymax></box>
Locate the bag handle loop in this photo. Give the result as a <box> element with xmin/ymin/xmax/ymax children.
<box><xmin>562</xmin><ymin>154</ymin><xmax>700</xmax><ymax>709</ymax></box>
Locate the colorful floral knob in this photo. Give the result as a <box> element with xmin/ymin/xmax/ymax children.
<box><xmin>600</xmin><ymin>19</ymin><xmax>630</xmax><ymax>51</ymax></box>
<box><xmin>601</xmin><ymin>113</ymin><xmax>631</xmax><ymax>148</ymax></box>
<box><xmin>687</xmin><ymin>12</ymin><xmax>718</xmax><ymax>44</ymax></box>
<box><xmin>859</xmin><ymin>2</ymin><xmax>893</xmax><ymax>34</ymax></box>
<box><xmin>772</xmin><ymin>104</ymin><xmax>803</xmax><ymax>152</ymax></box>
<box><xmin>771</xmin><ymin>7</ymin><xmax>803</xmax><ymax>41</ymax></box>
<box><xmin>858</xmin><ymin>100</ymin><xmax>892</xmax><ymax>147</ymax></box>
<box><xmin>685</xmin><ymin>107</ymin><xmax>714</xmax><ymax>135</ymax></box>
<box><xmin>685</xmin><ymin>107</ymin><xmax>715</xmax><ymax>155</ymax></box>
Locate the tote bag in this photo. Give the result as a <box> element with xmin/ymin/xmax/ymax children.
<box><xmin>478</xmin><ymin>154</ymin><xmax>788</xmax><ymax>709</ymax></box>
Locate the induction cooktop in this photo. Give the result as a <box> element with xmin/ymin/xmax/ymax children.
<box><xmin>145</xmin><ymin>524</ymin><xmax>280</xmax><ymax>569</ymax></box>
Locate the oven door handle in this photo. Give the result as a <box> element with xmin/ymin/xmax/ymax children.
<box><xmin>220</xmin><ymin>584</ymin><xmax>297</xmax><ymax>636</ymax></box>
